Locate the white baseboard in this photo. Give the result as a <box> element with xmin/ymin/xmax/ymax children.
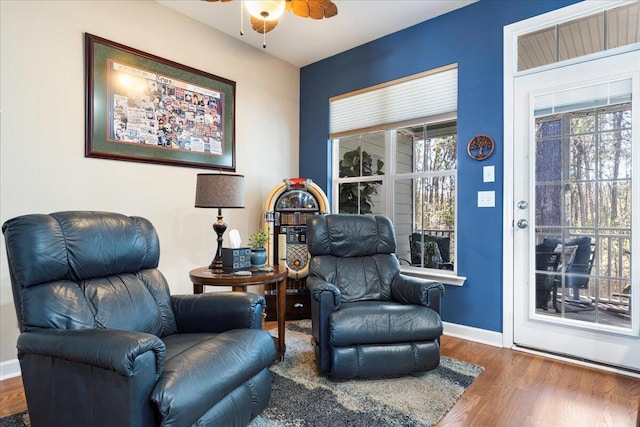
<box><xmin>443</xmin><ymin>321</ymin><xmax>503</xmax><ymax>348</ymax></box>
<box><xmin>0</xmin><ymin>359</ymin><xmax>21</xmax><ymax>381</ymax></box>
<box><xmin>443</xmin><ymin>322</ymin><xmax>639</xmax><ymax>378</ymax></box>
<box><xmin>512</xmin><ymin>345</ymin><xmax>640</xmax><ymax>378</ymax></box>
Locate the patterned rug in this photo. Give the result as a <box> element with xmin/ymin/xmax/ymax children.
<box><xmin>250</xmin><ymin>320</ymin><xmax>483</xmax><ymax>426</ymax></box>
<box><xmin>0</xmin><ymin>320</ymin><xmax>483</xmax><ymax>427</ymax></box>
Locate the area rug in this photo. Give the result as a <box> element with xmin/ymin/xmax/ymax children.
<box><xmin>0</xmin><ymin>412</ymin><xmax>28</xmax><ymax>427</ymax></box>
<box><xmin>249</xmin><ymin>320</ymin><xmax>483</xmax><ymax>426</ymax></box>
<box><xmin>0</xmin><ymin>320</ymin><xmax>483</xmax><ymax>427</ymax></box>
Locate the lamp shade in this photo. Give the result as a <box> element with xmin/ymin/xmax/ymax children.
<box><xmin>195</xmin><ymin>173</ymin><xmax>245</xmax><ymax>208</ymax></box>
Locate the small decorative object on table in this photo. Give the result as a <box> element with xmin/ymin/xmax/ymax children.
<box><xmin>222</xmin><ymin>247</ymin><xmax>252</xmax><ymax>272</ymax></box>
<box><xmin>249</xmin><ymin>229</ymin><xmax>268</xmax><ymax>268</ymax></box>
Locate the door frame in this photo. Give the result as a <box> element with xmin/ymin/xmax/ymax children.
<box><xmin>502</xmin><ymin>0</ymin><xmax>639</xmax><ymax>376</ymax></box>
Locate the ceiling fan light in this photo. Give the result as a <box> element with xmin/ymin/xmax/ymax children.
<box><xmin>245</xmin><ymin>0</ymin><xmax>285</xmax><ymax>21</ymax></box>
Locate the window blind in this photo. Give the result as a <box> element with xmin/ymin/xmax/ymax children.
<box><xmin>329</xmin><ymin>64</ymin><xmax>458</xmax><ymax>138</ymax></box>
<box><xmin>534</xmin><ymin>77</ymin><xmax>632</xmax><ymax>117</ymax></box>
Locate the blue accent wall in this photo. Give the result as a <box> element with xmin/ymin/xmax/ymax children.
<box><xmin>299</xmin><ymin>0</ymin><xmax>581</xmax><ymax>332</ymax></box>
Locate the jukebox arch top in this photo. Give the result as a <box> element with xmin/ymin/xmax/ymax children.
<box><xmin>263</xmin><ymin>178</ymin><xmax>329</xmax><ymax>280</ymax></box>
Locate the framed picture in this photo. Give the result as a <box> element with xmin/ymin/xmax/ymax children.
<box><xmin>85</xmin><ymin>33</ymin><xmax>236</xmax><ymax>171</ymax></box>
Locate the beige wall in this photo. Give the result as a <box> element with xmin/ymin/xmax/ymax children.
<box><xmin>0</xmin><ymin>1</ymin><xmax>300</xmax><ymax>373</ymax></box>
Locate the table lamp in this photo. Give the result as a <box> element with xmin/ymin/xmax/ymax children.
<box><xmin>195</xmin><ymin>173</ymin><xmax>245</xmax><ymax>273</ymax></box>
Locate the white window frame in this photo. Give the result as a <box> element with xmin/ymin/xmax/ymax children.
<box><xmin>331</xmin><ymin>124</ymin><xmax>466</xmax><ymax>286</ymax></box>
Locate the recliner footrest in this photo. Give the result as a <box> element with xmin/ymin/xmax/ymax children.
<box><xmin>152</xmin><ymin>329</ymin><xmax>275</xmax><ymax>426</ymax></box>
<box><xmin>330</xmin><ymin>301</ymin><xmax>442</xmax><ymax>346</ymax></box>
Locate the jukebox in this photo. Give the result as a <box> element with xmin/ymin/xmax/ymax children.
<box><xmin>263</xmin><ymin>178</ymin><xmax>329</xmax><ymax>321</ymax></box>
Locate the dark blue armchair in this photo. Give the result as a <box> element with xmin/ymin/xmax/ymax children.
<box><xmin>305</xmin><ymin>214</ymin><xmax>444</xmax><ymax>379</ymax></box>
<box><xmin>3</xmin><ymin>211</ymin><xmax>275</xmax><ymax>427</ymax></box>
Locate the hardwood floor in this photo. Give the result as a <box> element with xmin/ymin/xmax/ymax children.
<box><xmin>0</xmin><ymin>376</ymin><xmax>25</xmax><ymax>418</ymax></box>
<box><xmin>1</xmin><ymin>334</ymin><xmax>638</xmax><ymax>426</ymax></box>
<box><xmin>437</xmin><ymin>336</ymin><xmax>640</xmax><ymax>427</ymax></box>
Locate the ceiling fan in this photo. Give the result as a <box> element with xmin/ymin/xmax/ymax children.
<box><xmin>204</xmin><ymin>0</ymin><xmax>338</xmax><ymax>47</ymax></box>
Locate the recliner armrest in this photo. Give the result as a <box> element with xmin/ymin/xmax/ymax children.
<box><xmin>171</xmin><ymin>292</ymin><xmax>266</xmax><ymax>333</ymax></box>
<box><xmin>306</xmin><ymin>276</ymin><xmax>341</xmax><ymax>310</ymax></box>
<box><xmin>391</xmin><ymin>274</ymin><xmax>445</xmax><ymax>313</ymax></box>
<box><xmin>17</xmin><ymin>328</ymin><xmax>166</xmax><ymax>377</ymax></box>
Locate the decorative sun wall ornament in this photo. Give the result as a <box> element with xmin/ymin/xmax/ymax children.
<box><xmin>467</xmin><ymin>134</ymin><xmax>495</xmax><ymax>160</ymax></box>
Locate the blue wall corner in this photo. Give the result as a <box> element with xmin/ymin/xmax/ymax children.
<box><xmin>299</xmin><ymin>0</ymin><xmax>581</xmax><ymax>333</ymax></box>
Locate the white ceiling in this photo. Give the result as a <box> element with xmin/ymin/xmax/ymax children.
<box><xmin>157</xmin><ymin>1</ymin><xmax>478</xmax><ymax>67</ymax></box>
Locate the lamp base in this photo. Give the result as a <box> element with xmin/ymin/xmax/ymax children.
<box><xmin>208</xmin><ymin>258</ymin><xmax>224</xmax><ymax>273</ymax></box>
<box><xmin>210</xmin><ymin>209</ymin><xmax>227</xmax><ymax>274</ymax></box>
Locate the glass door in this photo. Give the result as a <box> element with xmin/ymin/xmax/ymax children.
<box><xmin>513</xmin><ymin>50</ymin><xmax>639</xmax><ymax>371</ymax></box>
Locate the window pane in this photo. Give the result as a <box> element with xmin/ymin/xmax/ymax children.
<box><xmin>536</xmin><ymin>183</ymin><xmax>563</xmax><ymax>227</ymax></box>
<box><xmin>361</xmin><ymin>132</ymin><xmax>385</xmax><ymax>177</ymax></box>
<box><xmin>394</xmin><ymin>176</ymin><xmax>455</xmax><ymax>268</ymax></box>
<box><xmin>600</xmin><ymin>130</ymin><xmax>632</xmax><ymax>180</ymax></box>
<box><xmin>598</xmin><ymin>181</ymin><xmax>631</xmax><ymax>228</ymax></box>
<box><xmin>535</xmin><ymin>138</ymin><xmax>562</xmax><ymax>182</ymax></box>
<box><xmin>394</xmin><ymin>178</ymin><xmax>414</xmax><ymax>263</ymax></box>
<box><xmin>338</xmin><ymin>132</ymin><xmax>385</xmax><ymax>178</ymax></box>
<box><xmin>534</xmin><ymin>99</ymin><xmax>632</xmax><ymax>328</ymax></box>
<box><xmin>338</xmin><ymin>180</ymin><xmax>383</xmax><ymax>215</ymax></box>
<box><xmin>518</xmin><ymin>27</ymin><xmax>556</xmax><ymax>71</ymax></box>
<box><xmin>536</xmin><ymin>117</ymin><xmax>562</xmax><ymax>138</ymax></box>
<box><xmin>412</xmin><ymin>125</ymin><xmax>457</xmax><ymax>173</ymax></box>
<box><xmin>396</xmin><ymin>131</ymin><xmax>413</xmax><ymax>174</ymax></box>
<box><xmin>518</xmin><ymin>4</ymin><xmax>638</xmax><ymax>72</ymax></box>
<box><xmin>569</xmin><ymin>134</ymin><xmax>596</xmax><ymax>181</ymax></box>
<box><xmin>338</xmin><ymin>135</ymin><xmax>363</xmax><ymax>178</ymax></box>
<box><xmin>566</xmin><ymin>182</ymin><xmax>595</xmax><ymax>227</ymax></box>
<box><xmin>416</xmin><ymin>176</ymin><xmax>455</xmax><ymax>230</ymax></box>
<box><xmin>558</xmin><ymin>12</ymin><xmax>605</xmax><ymax>61</ymax></box>
<box><xmin>335</xmin><ymin>120</ymin><xmax>457</xmax><ymax>272</ymax></box>
<box><xmin>392</xmin><ymin>121</ymin><xmax>457</xmax><ymax>270</ymax></box>
<box><xmin>599</xmin><ymin>106</ymin><xmax>632</xmax><ymax>131</ymax></box>
<box><xmin>607</xmin><ymin>2</ymin><xmax>640</xmax><ymax>49</ymax></box>
<box><xmin>570</xmin><ymin>111</ymin><xmax>595</xmax><ymax>134</ymax></box>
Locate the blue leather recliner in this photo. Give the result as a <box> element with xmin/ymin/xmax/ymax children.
<box><xmin>2</xmin><ymin>211</ymin><xmax>275</xmax><ymax>427</ymax></box>
<box><xmin>305</xmin><ymin>214</ymin><xmax>445</xmax><ymax>379</ymax></box>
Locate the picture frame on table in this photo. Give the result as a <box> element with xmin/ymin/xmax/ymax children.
<box><xmin>85</xmin><ymin>33</ymin><xmax>236</xmax><ymax>171</ymax></box>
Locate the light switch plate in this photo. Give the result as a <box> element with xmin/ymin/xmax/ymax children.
<box><xmin>478</xmin><ymin>190</ymin><xmax>495</xmax><ymax>207</ymax></box>
<box><xmin>483</xmin><ymin>165</ymin><xmax>495</xmax><ymax>183</ymax></box>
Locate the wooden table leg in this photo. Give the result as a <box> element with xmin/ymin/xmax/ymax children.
<box><xmin>277</xmin><ymin>277</ymin><xmax>287</xmax><ymax>360</ymax></box>
<box><xmin>194</xmin><ymin>284</ymin><xmax>203</xmax><ymax>294</ymax></box>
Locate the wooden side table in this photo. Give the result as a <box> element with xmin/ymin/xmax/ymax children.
<box><xmin>189</xmin><ymin>265</ymin><xmax>288</xmax><ymax>360</ymax></box>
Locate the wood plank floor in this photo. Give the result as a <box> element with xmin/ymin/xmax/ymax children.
<box><xmin>1</xmin><ymin>333</ymin><xmax>639</xmax><ymax>426</ymax></box>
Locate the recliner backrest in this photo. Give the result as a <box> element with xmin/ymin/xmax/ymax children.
<box><xmin>307</xmin><ymin>214</ymin><xmax>400</xmax><ymax>302</ymax></box>
<box><xmin>3</xmin><ymin>211</ymin><xmax>177</xmax><ymax>336</ymax></box>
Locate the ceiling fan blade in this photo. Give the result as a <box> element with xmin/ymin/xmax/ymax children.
<box><xmin>288</xmin><ymin>0</ymin><xmax>310</xmax><ymax>18</ymax></box>
<box><xmin>319</xmin><ymin>0</ymin><xmax>338</xmax><ymax>18</ymax></box>
<box><xmin>288</xmin><ymin>0</ymin><xmax>338</xmax><ymax>19</ymax></box>
<box><xmin>250</xmin><ymin>16</ymin><xmax>279</xmax><ymax>34</ymax></box>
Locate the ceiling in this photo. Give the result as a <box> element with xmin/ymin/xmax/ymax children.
<box><xmin>157</xmin><ymin>0</ymin><xmax>478</xmax><ymax>67</ymax></box>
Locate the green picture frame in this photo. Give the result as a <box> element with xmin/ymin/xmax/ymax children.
<box><xmin>85</xmin><ymin>33</ymin><xmax>236</xmax><ymax>171</ymax></box>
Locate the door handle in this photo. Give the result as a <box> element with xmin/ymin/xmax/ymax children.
<box><xmin>517</xmin><ymin>219</ymin><xmax>529</xmax><ymax>229</ymax></box>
